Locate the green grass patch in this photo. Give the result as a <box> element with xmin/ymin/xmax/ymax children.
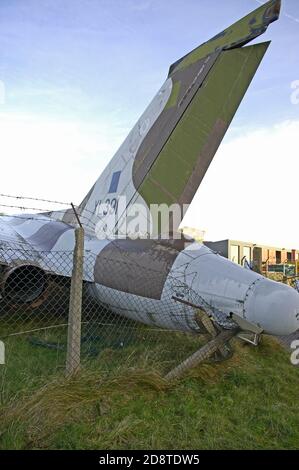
<box><xmin>1</xmin><ymin>335</ymin><xmax>299</xmax><ymax>450</ymax></box>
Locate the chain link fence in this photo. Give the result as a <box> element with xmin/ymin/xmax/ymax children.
<box><xmin>0</xmin><ymin>233</ymin><xmax>225</xmax><ymax>405</ymax></box>
<box><xmin>4</xmin><ymin>225</ymin><xmax>297</xmax><ymax>404</ymax></box>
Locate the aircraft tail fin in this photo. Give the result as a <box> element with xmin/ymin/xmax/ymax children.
<box><xmin>61</xmin><ymin>0</ymin><xmax>280</xmax><ymax>237</ymax></box>
<box><xmin>168</xmin><ymin>0</ymin><xmax>280</xmax><ymax>75</ymax></box>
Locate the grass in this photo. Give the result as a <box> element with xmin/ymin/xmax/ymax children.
<box><xmin>0</xmin><ymin>320</ymin><xmax>67</xmax><ymax>403</ymax></box>
<box><xmin>1</xmin><ymin>333</ymin><xmax>299</xmax><ymax>450</ymax></box>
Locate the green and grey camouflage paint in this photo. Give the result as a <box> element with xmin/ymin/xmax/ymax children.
<box><xmin>2</xmin><ymin>0</ymin><xmax>297</xmax><ymax>339</ymax></box>
<box><xmin>75</xmin><ymin>0</ymin><xmax>281</xmax><ymax>238</ymax></box>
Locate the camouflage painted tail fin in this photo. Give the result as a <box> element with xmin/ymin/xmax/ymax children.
<box><xmin>67</xmin><ymin>0</ymin><xmax>280</xmax><ymax>237</ymax></box>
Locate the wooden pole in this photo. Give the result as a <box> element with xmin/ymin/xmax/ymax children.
<box><xmin>165</xmin><ymin>328</ymin><xmax>239</xmax><ymax>382</ymax></box>
<box><xmin>172</xmin><ymin>297</ymin><xmax>230</xmax><ymax>359</ymax></box>
<box><xmin>195</xmin><ymin>309</ymin><xmax>229</xmax><ymax>359</ymax></box>
<box><xmin>66</xmin><ymin>226</ymin><xmax>84</xmax><ymax>376</ymax></box>
<box><xmin>0</xmin><ymin>340</ymin><xmax>5</xmax><ymax>365</ymax></box>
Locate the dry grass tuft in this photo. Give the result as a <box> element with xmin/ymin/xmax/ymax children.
<box><xmin>1</xmin><ymin>366</ymin><xmax>170</xmax><ymax>444</ymax></box>
<box><xmin>1</xmin><ymin>335</ymin><xmax>286</xmax><ymax>448</ymax></box>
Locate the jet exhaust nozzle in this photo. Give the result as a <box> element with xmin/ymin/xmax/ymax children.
<box><xmin>1</xmin><ymin>264</ymin><xmax>48</xmax><ymax>304</ymax></box>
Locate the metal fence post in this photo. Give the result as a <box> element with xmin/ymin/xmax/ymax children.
<box><xmin>66</xmin><ymin>226</ymin><xmax>84</xmax><ymax>376</ymax></box>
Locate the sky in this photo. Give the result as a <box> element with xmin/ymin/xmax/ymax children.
<box><xmin>0</xmin><ymin>0</ymin><xmax>298</xmax><ymax>247</ymax></box>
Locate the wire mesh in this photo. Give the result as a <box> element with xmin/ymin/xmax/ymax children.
<box><xmin>0</xmin><ymin>242</ymin><xmax>217</xmax><ymax>404</ymax></box>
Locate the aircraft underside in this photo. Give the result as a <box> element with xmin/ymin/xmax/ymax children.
<box><xmin>1</xmin><ymin>0</ymin><xmax>299</xmax><ymax>344</ymax></box>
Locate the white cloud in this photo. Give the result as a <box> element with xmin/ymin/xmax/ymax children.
<box><xmin>0</xmin><ymin>112</ymin><xmax>126</xmax><ymax>211</ymax></box>
<box><xmin>183</xmin><ymin>120</ymin><xmax>299</xmax><ymax>248</ymax></box>
<box><xmin>0</xmin><ymin>111</ymin><xmax>298</xmax><ymax>249</ymax></box>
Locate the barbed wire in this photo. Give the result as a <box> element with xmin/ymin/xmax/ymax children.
<box><xmin>0</xmin><ymin>202</ymin><xmax>54</xmax><ymax>212</ymax></box>
<box><xmin>0</xmin><ymin>194</ymin><xmax>208</xmax><ymax>272</ymax></box>
<box><xmin>0</xmin><ymin>193</ymin><xmax>71</xmax><ymax>206</ymax></box>
<box><xmin>0</xmin><ymin>193</ymin><xmax>100</xmax><ymax>221</ymax></box>
<box><xmin>0</xmin><ymin>194</ymin><xmax>96</xmax><ymax>228</ymax></box>
<box><xmin>0</xmin><ymin>213</ymin><xmax>67</xmax><ymax>224</ymax></box>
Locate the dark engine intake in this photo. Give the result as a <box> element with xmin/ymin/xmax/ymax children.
<box><xmin>1</xmin><ymin>264</ymin><xmax>48</xmax><ymax>304</ymax></box>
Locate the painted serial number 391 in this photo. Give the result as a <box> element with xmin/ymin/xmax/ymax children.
<box><xmin>95</xmin><ymin>198</ymin><xmax>118</xmax><ymax>216</ymax></box>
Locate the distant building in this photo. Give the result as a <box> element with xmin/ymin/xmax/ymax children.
<box><xmin>180</xmin><ymin>227</ymin><xmax>205</xmax><ymax>242</ymax></box>
<box><xmin>204</xmin><ymin>239</ymin><xmax>299</xmax><ymax>275</ymax></box>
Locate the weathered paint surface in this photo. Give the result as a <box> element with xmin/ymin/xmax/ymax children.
<box><xmin>169</xmin><ymin>0</ymin><xmax>280</xmax><ymax>74</ymax></box>
<box><xmin>94</xmin><ymin>237</ymin><xmax>190</xmax><ymax>300</ymax></box>
<box><xmin>138</xmin><ymin>43</ymin><xmax>270</xmax><ymax>215</ymax></box>
<box><xmin>132</xmin><ymin>53</ymin><xmax>219</xmax><ymax>194</ymax></box>
<box><xmin>2</xmin><ymin>0</ymin><xmax>298</xmax><ymax>337</ymax></box>
<box><xmin>49</xmin><ymin>1</ymin><xmax>281</xmax><ymax>238</ymax></box>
